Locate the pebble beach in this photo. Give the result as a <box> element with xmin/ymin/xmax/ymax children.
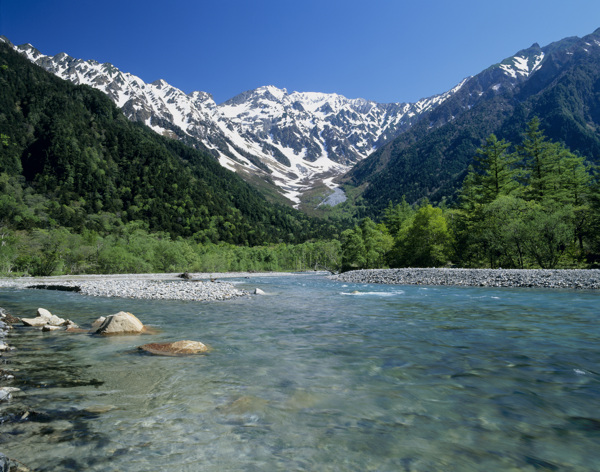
<box><xmin>0</xmin><ymin>273</ymin><xmax>259</xmax><ymax>301</ymax></box>
<box><xmin>0</xmin><ymin>269</ymin><xmax>598</xmax><ymax>302</ymax></box>
<box><xmin>330</xmin><ymin>268</ymin><xmax>600</xmax><ymax>290</ymax></box>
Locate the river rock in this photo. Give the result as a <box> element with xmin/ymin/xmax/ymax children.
<box><xmin>91</xmin><ymin>316</ymin><xmax>106</xmax><ymax>330</ymax></box>
<box><xmin>0</xmin><ymin>387</ymin><xmax>20</xmax><ymax>402</ymax></box>
<box><xmin>21</xmin><ymin>308</ymin><xmax>66</xmax><ymax>327</ymax></box>
<box><xmin>0</xmin><ymin>452</ymin><xmax>9</xmax><ymax>472</ymax></box>
<box><xmin>138</xmin><ymin>340</ymin><xmax>209</xmax><ymax>356</ymax></box>
<box><xmin>37</xmin><ymin>308</ymin><xmax>52</xmax><ymax>318</ymax></box>
<box><xmin>21</xmin><ymin>317</ymin><xmax>48</xmax><ymax>327</ymax></box>
<box><xmin>93</xmin><ymin>312</ymin><xmax>145</xmax><ymax>335</ymax></box>
<box><xmin>41</xmin><ymin>325</ymin><xmax>61</xmax><ymax>332</ymax></box>
<box><xmin>64</xmin><ymin>320</ymin><xmax>79</xmax><ymax>329</ymax></box>
<box><xmin>1</xmin><ymin>312</ymin><xmax>20</xmax><ymax>324</ymax></box>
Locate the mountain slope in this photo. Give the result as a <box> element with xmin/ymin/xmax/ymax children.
<box><xmin>344</xmin><ymin>28</ymin><xmax>600</xmax><ymax>213</ymax></box>
<box><xmin>0</xmin><ymin>40</ymin><xmax>333</xmax><ymax>244</ymax></box>
<box><xmin>4</xmin><ymin>37</ymin><xmax>463</xmax><ymax>205</ymax></box>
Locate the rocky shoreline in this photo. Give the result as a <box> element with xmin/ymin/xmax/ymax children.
<box><xmin>0</xmin><ymin>308</ymin><xmax>29</xmax><ymax>471</ymax></box>
<box><xmin>0</xmin><ymin>274</ymin><xmax>252</xmax><ymax>302</ymax></box>
<box><xmin>330</xmin><ymin>268</ymin><xmax>600</xmax><ymax>290</ymax></box>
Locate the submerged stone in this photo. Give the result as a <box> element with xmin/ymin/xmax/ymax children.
<box><xmin>0</xmin><ymin>453</ymin><xmax>9</xmax><ymax>472</ymax></box>
<box><xmin>138</xmin><ymin>340</ymin><xmax>209</xmax><ymax>356</ymax></box>
<box><xmin>41</xmin><ymin>325</ymin><xmax>62</xmax><ymax>332</ymax></box>
<box><xmin>0</xmin><ymin>387</ymin><xmax>20</xmax><ymax>402</ymax></box>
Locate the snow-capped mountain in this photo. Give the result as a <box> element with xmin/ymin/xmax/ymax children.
<box><xmin>345</xmin><ymin>28</ymin><xmax>600</xmax><ymax>211</ymax></box>
<box><xmin>5</xmin><ymin>38</ymin><xmax>465</xmax><ymax>205</ymax></box>
<box><xmin>4</xmin><ymin>35</ymin><xmax>552</xmax><ymax>206</ymax></box>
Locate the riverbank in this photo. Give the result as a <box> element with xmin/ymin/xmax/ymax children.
<box><xmin>0</xmin><ymin>273</ymin><xmax>250</xmax><ymax>301</ymax></box>
<box><xmin>330</xmin><ymin>268</ymin><xmax>600</xmax><ymax>289</ymax></box>
<box><xmin>0</xmin><ymin>272</ymin><xmax>317</xmax><ymax>301</ymax></box>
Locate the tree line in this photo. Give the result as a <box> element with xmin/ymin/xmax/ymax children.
<box><xmin>340</xmin><ymin>118</ymin><xmax>599</xmax><ymax>270</ymax></box>
<box><xmin>2</xmin><ymin>118</ymin><xmax>598</xmax><ymax>277</ymax></box>
<box><xmin>0</xmin><ymin>222</ymin><xmax>342</xmax><ymax>276</ymax></box>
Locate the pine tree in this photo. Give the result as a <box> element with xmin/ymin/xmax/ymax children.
<box><xmin>519</xmin><ymin>117</ymin><xmax>560</xmax><ymax>202</ymax></box>
<box><xmin>474</xmin><ymin>134</ymin><xmax>520</xmax><ymax>203</ymax></box>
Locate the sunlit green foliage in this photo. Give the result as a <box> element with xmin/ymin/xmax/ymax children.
<box><xmin>341</xmin><ymin>217</ymin><xmax>392</xmax><ymax>271</ymax></box>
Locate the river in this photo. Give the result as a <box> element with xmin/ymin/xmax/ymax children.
<box><xmin>0</xmin><ymin>274</ymin><xmax>599</xmax><ymax>471</ymax></box>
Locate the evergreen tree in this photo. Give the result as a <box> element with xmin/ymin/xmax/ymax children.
<box><xmin>473</xmin><ymin>134</ymin><xmax>520</xmax><ymax>203</ymax></box>
<box><xmin>519</xmin><ymin>117</ymin><xmax>561</xmax><ymax>202</ymax></box>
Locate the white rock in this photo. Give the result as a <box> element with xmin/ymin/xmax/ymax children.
<box><xmin>42</xmin><ymin>325</ymin><xmax>62</xmax><ymax>332</ymax></box>
<box><xmin>22</xmin><ymin>308</ymin><xmax>66</xmax><ymax>327</ymax></box>
<box><xmin>37</xmin><ymin>307</ymin><xmax>53</xmax><ymax>318</ymax></box>
<box><xmin>0</xmin><ymin>387</ymin><xmax>20</xmax><ymax>402</ymax></box>
<box><xmin>93</xmin><ymin>312</ymin><xmax>145</xmax><ymax>335</ymax></box>
<box><xmin>21</xmin><ymin>317</ymin><xmax>49</xmax><ymax>327</ymax></box>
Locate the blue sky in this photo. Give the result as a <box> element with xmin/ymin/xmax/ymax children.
<box><xmin>1</xmin><ymin>0</ymin><xmax>599</xmax><ymax>104</ymax></box>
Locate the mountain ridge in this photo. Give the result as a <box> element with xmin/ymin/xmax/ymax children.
<box><xmin>343</xmin><ymin>27</ymin><xmax>600</xmax><ymax>213</ymax></box>
<box><xmin>0</xmin><ymin>40</ymin><xmax>334</xmax><ymax>244</ymax></box>
<box><xmin>4</xmin><ymin>28</ymin><xmax>598</xmax><ymax>212</ymax></box>
<box><xmin>2</xmin><ymin>36</ymin><xmax>464</xmax><ymax>205</ymax></box>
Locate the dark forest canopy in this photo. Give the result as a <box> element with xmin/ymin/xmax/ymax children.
<box><xmin>0</xmin><ymin>41</ymin><xmax>345</xmax><ymax>246</ymax></box>
<box><xmin>343</xmin><ymin>29</ymin><xmax>600</xmax><ymax>216</ymax></box>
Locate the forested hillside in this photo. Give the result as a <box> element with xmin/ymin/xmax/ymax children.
<box><xmin>344</xmin><ymin>28</ymin><xmax>600</xmax><ymax>215</ymax></box>
<box><xmin>340</xmin><ymin>119</ymin><xmax>600</xmax><ymax>270</ymax></box>
<box><xmin>0</xmin><ymin>41</ymin><xmax>341</xmax><ymax>246</ymax></box>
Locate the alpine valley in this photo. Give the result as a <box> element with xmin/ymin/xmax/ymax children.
<box><xmin>5</xmin><ymin>29</ymin><xmax>600</xmax><ymax>211</ymax></box>
<box><xmin>0</xmin><ymin>38</ymin><xmax>464</xmax><ymax>207</ymax></box>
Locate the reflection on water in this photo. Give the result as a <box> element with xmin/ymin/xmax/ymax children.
<box><xmin>0</xmin><ymin>275</ymin><xmax>599</xmax><ymax>471</ymax></box>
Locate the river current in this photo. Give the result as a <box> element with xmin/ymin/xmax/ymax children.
<box><xmin>0</xmin><ymin>274</ymin><xmax>598</xmax><ymax>471</ymax></box>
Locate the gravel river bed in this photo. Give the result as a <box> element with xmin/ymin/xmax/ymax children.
<box><xmin>331</xmin><ymin>268</ymin><xmax>600</xmax><ymax>290</ymax></box>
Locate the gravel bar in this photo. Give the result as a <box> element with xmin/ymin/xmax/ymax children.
<box><xmin>330</xmin><ymin>268</ymin><xmax>600</xmax><ymax>290</ymax></box>
<box><xmin>0</xmin><ymin>276</ymin><xmax>249</xmax><ymax>301</ymax></box>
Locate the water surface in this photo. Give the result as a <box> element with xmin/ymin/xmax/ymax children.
<box><xmin>0</xmin><ymin>274</ymin><xmax>598</xmax><ymax>471</ymax></box>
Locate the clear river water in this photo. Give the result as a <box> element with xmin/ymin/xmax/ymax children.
<box><xmin>0</xmin><ymin>274</ymin><xmax>599</xmax><ymax>471</ymax></box>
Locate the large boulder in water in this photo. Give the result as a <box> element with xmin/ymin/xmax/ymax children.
<box><xmin>138</xmin><ymin>340</ymin><xmax>209</xmax><ymax>356</ymax></box>
<box><xmin>93</xmin><ymin>312</ymin><xmax>145</xmax><ymax>335</ymax></box>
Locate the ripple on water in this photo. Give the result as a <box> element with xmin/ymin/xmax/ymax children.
<box><xmin>0</xmin><ymin>274</ymin><xmax>598</xmax><ymax>471</ymax></box>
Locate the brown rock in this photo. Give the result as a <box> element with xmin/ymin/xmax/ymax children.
<box><xmin>2</xmin><ymin>313</ymin><xmax>20</xmax><ymax>324</ymax></box>
<box><xmin>138</xmin><ymin>340</ymin><xmax>209</xmax><ymax>356</ymax></box>
<box><xmin>65</xmin><ymin>327</ymin><xmax>89</xmax><ymax>334</ymax></box>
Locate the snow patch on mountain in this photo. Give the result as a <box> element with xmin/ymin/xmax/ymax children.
<box><xmin>8</xmin><ymin>39</ymin><xmax>462</xmax><ymax>205</ymax></box>
<box><xmin>500</xmin><ymin>52</ymin><xmax>544</xmax><ymax>79</ymax></box>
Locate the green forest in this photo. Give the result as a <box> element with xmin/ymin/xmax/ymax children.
<box><xmin>340</xmin><ymin>118</ymin><xmax>600</xmax><ymax>271</ymax></box>
<box><xmin>1</xmin><ymin>40</ymin><xmax>599</xmax><ymax>276</ymax></box>
<box><xmin>0</xmin><ymin>41</ymin><xmax>348</xmax><ymax>275</ymax></box>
